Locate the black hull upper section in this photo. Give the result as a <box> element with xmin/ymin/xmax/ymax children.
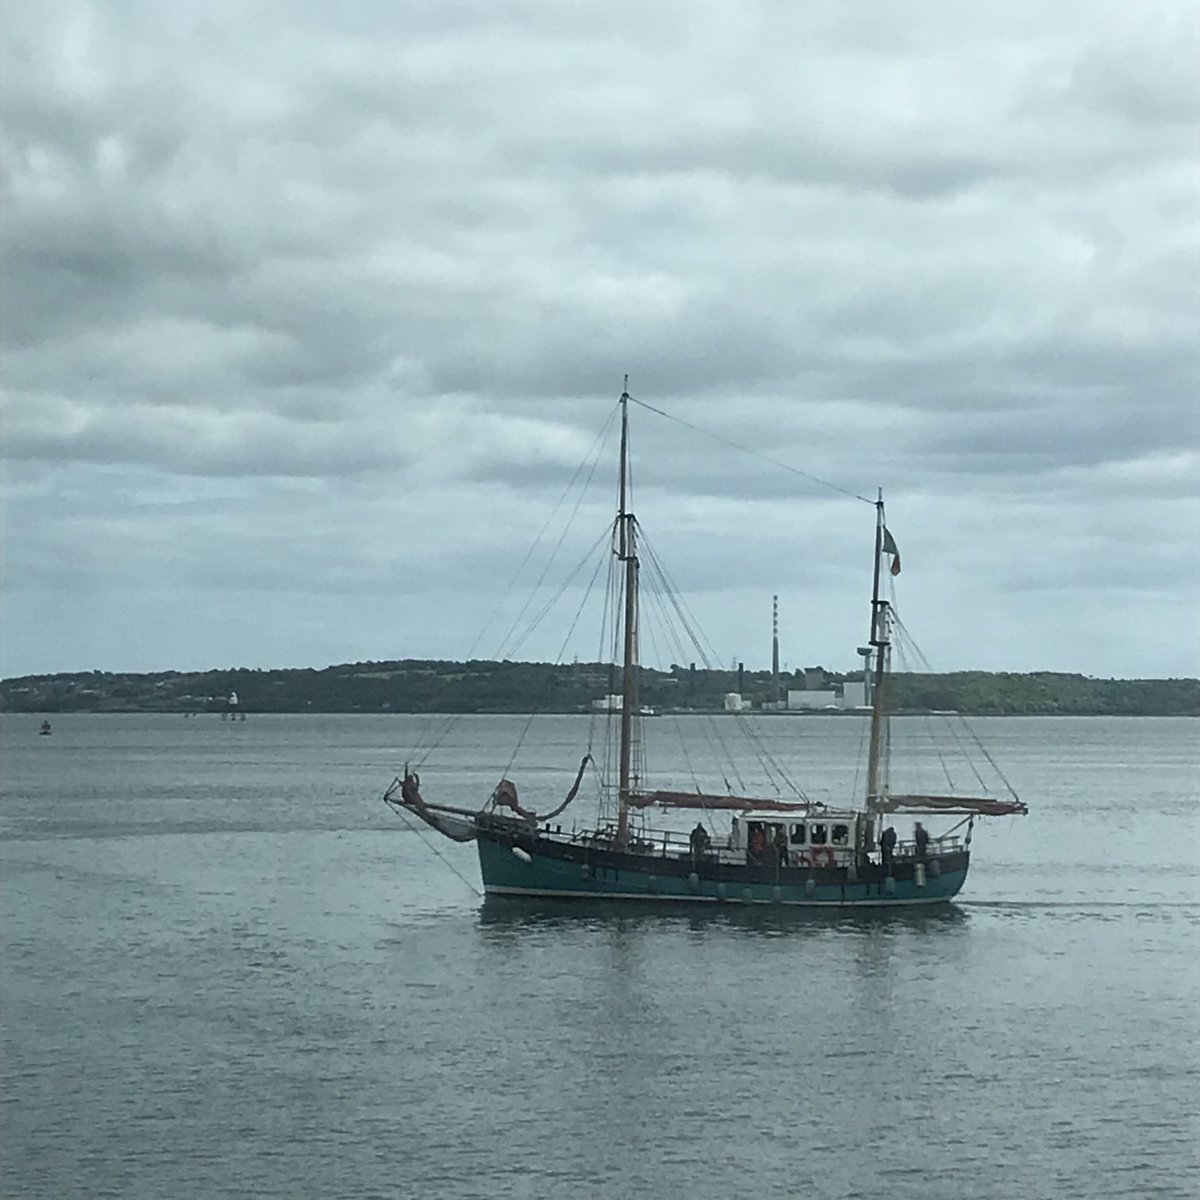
<box><xmin>473</xmin><ymin>813</ymin><xmax>969</xmax><ymax>905</ymax></box>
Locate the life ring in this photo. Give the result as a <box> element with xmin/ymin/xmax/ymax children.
<box><xmin>812</xmin><ymin>846</ymin><xmax>835</xmax><ymax>869</ymax></box>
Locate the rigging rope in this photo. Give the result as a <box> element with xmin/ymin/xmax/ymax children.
<box><xmin>850</xmin><ymin>709</ymin><xmax>870</xmax><ymax>809</ymax></box>
<box><xmin>407</xmin><ymin>404</ymin><xmax>619</xmax><ymax>771</ymax></box>
<box><xmin>590</xmin><ymin>543</ymin><xmax>622</xmax><ymax>808</ymax></box>
<box><xmin>891</xmin><ymin>631</ymin><xmax>961</xmax><ymax>794</ymax></box>
<box><xmin>638</xmin><ymin>527</ymin><xmax>808</xmax><ymax>800</ymax></box>
<box><xmin>492</xmin><ymin>416</ymin><xmax>618</xmax><ymax>662</ymax></box>
<box><xmin>500</xmin><ymin>528</ymin><xmax>613</xmax><ymax>781</ymax></box>
<box><xmin>387</xmin><ymin>802</ymin><xmax>483</xmax><ymax>897</ymax></box>
<box><xmin>500</xmin><ymin>525</ymin><xmax>613</xmax><ymax>663</ymax></box>
<box><xmin>628</xmin><ymin>394</ymin><xmax>875</xmax><ymax>505</ymax></box>
<box><xmin>890</xmin><ymin>610</ymin><xmax>1022</xmax><ymax>802</ymax></box>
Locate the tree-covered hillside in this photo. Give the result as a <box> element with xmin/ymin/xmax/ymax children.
<box><xmin>1</xmin><ymin>662</ymin><xmax>1196</xmax><ymax>716</ymax></box>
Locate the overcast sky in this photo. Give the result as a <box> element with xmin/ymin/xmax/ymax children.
<box><xmin>2</xmin><ymin>0</ymin><xmax>1197</xmax><ymax>681</ymax></box>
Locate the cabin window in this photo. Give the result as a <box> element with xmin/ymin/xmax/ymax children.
<box><xmin>832</xmin><ymin>824</ymin><xmax>849</xmax><ymax>846</ymax></box>
<box><xmin>810</xmin><ymin>824</ymin><xmax>828</xmax><ymax>845</ymax></box>
<box><xmin>789</xmin><ymin>823</ymin><xmax>806</xmax><ymax>845</ymax></box>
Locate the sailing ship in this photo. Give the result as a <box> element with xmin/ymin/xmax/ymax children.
<box><xmin>385</xmin><ymin>387</ymin><xmax>1026</xmax><ymax>906</ymax></box>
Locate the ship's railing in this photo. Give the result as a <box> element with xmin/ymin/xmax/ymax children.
<box><xmin>557</xmin><ymin>823</ymin><xmax>966</xmax><ymax>864</ymax></box>
<box><xmin>893</xmin><ymin>835</ymin><xmax>964</xmax><ymax>857</ymax></box>
<box><xmin>565</xmin><ymin>824</ymin><xmax>708</xmax><ymax>857</ymax></box>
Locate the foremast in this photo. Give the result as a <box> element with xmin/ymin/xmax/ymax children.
<box><xmin>865</xmin><ymin>491</ymin><xmax>890</xmax><ymax>815</ymax></box>
<box><xmin>860</xmin><ymin>493</ymin><xmax>1029</xmax><ymax>822</ymax></box>
<box><xmin>615</xmin><ymin>382</ymin><xmax>639</xmax><ymax>846</ymax></box>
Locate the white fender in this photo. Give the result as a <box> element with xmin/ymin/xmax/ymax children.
<box><xmin>512</xmin><ymin>847</ymin><xmax>532</xmax><ymax>864</ymax></box>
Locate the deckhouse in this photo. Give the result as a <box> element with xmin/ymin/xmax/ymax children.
<box><xmin>728</xmin><ymin>810</ymin><xmax>873</xmax><ymax>867</ymax></box>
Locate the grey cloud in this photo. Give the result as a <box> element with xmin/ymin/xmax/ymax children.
<box><xmin>1</xmin><ymin>0</ymin><xmax>1196</xmax><ymax>678</ymax></box>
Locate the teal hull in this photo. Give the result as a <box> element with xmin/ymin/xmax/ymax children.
<box><xmin>476</xmin><ymin>828</ymin><xmax>968</xmax><ymax>907</ymax></box>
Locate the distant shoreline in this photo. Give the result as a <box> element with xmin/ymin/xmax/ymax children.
<box><xmin>3</xmin><ymin>661</ymin><xmax>1196</xmax><ymax>718</ymax></box>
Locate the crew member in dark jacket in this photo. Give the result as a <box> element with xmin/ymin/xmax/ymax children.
<box><xmin>773</xmin><ymin>827</ymin><xmax>789</xmax><ymax>867</ymax></box>
<box><xmin>880</xmin><ymin>825</ymin><xmax>897</xmax><ymax>873</ymax></box>
<box><xmin>914</xmin><ymin>822</ymin><xmax>929</xmax><ymax>861</ymax></box>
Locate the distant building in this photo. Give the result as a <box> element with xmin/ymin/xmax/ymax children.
<box><xmin>787</xmin><ymin>689</ymin><xmax>838</xmax><ymax>710</ymax></box>
<box><xmin>840</xmin><ymin>681</ymin><xmax>867</xmax><ymax>708</ymax></box>
<box><xmin>591</xmin><ymin>695</ymin><xmax>655</xmax><ymax>715</ymax></box>
<box><xmin>724</xmin><ymin>692</ymin><xmax>749</xmax><ymax>712</ymax></box>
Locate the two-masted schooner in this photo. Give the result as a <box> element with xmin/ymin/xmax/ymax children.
<box><xmin>385</xmin><ymin>387</ymin><xmax>1026</xmax><ymax>906</ymax></box>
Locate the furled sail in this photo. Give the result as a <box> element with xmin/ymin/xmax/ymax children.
<box><xmin>880</xmin><ymin>794</ymin><xmax>1028</xmax><ymax>816</ymax></box>
<box><xmin>632</xmin><ymin>790</ymin><xmax>814</xmax><ymax>813</ymax></box>
<box><xmin>490</xmin><ymin>755</ymin><xmax>591</xmax><ymax>823</ymax></box>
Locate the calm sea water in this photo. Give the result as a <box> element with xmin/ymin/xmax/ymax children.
<box><xmin>1</xmin><ymin>713</ymin><xmax>1197</xmax><ymax>1200</ymax></box>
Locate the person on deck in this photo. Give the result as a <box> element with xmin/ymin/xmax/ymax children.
<box><xmin>914</xmin><ymin>822</ymin><xmax>929</xmax><ymax>861</ymax></box>
<box><xmin>880</xmin><ymin>826</ymin><xmax>897</xmax><ymax>874</ymax></box>
<box><xmin>773</xmin><ymin>827</ymin><xmax>789</xmax><ymax>868</ymax></box>
<box><xmin>748</xmin><ymin>824</ymin><xmax>766</xmax><ymax>865</ymax></box>
<box><xmin>689</xmin><ymin>822</ymin><xmax>711</xmax><ymax>862</ymax></box>
<box><xmin>762</xmin><ymin>834</ymin><xmax>778</xmax><ymax>867</ymax></box>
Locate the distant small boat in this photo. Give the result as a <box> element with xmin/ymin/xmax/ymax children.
<box><xmin>39</xmin><ymin>721</ymin><xmax>52</xmax><ymax>736</ymax></box>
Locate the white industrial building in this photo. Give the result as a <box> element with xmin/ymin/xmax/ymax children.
<box><xmin>786</xmin><ymin>680</ymin><xmax>868</xmax><ymax>711</ymax></box>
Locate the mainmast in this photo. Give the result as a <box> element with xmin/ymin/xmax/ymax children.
<box><xmin>865</xmin><ymin>491</ymin><xmax>890</xmax><ymax>811</ymax></box>
<box><xmin>615</xmin><ymin>380</ymin><xmax>639</xmax><ymax>845</ymax></box>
